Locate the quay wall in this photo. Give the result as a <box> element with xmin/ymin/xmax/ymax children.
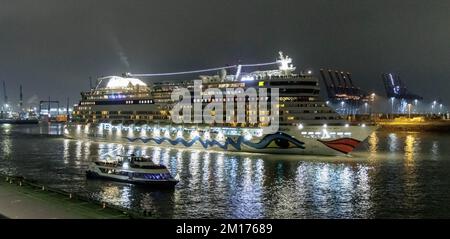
<box><xmin>0</xmin><ymin>173</ymin><xmax>149</xmax><ymax>219</ymax></box>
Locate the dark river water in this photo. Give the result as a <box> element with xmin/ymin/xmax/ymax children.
<box><xmin>1</xmin><ymin>123</ymin><xmax>449</xmax><ymax>218</ymax></box>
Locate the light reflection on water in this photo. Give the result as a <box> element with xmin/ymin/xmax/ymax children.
<box><xmin>1</xmin><ymin>124</ymin><xmax>450</xmax><ymax>218</ymax></box>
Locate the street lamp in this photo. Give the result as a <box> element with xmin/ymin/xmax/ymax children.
<box><xmin>390</xmin><ymin>97</ymin><xmax>395</xmax><ymax>116</ymax></box>
<box><xmin>432</xmin><ymin>101</ymin><xmax>437</xmax><ymax>114</ymax></box>
<box><xmin>364</xmin><ymin>102</ymin><xmax>368</xmax><ymax>114</ymax></box>
<box><xmin>407</xmin><ymin>103</ymin><xmax>412</xmax><ymax>118</ymax></box>
<box><xmin>368</xmin><ymin>93</ymin><xmax>376</xmax><ymax>116</ymax></box>
<box><xmin>414</xmin><ymin>99</ymin><xmax>418</xmax><ymax>114</ymax></box>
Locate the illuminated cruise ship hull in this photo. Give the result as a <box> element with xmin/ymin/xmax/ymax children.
<box><xmin>68</xmin><ymin>52</ymin><xmax>378</xmax><ymax>156</ymax></box>
<box><xmin>64</xmin><ymin>124</ymin><xmax>376</xmax><ymax>156</ymax></box>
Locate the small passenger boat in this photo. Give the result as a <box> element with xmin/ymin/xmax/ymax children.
<box><xmin>86</xmin><ymin>154</ymin><xmax>178</xmax><ymax>187</ymax></box>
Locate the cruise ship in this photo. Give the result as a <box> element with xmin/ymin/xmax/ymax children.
<box><xmin>65</xmin><ymin>52</ymin><xmax>376</xmax><ymax>155</ymax></box>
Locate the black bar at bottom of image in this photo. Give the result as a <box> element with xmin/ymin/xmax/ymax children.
<box><xmin>0</xmin><ymin>219</ymin><xmax>448</xmax><ymax>238</ymax></box>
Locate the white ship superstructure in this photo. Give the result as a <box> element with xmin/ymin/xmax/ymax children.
<box><xmin>65</xmin><ymin>52</ymin><xmax>376</xmax><ymax>155</ymax></box>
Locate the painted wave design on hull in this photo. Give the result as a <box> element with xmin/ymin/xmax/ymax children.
<box><xmin>318</xmin><ymin>138</ymin><xmax>361</xmax><ymax>154</ymax></box>
<box><xmin>125</xmin><ymin>132</ymin><xmax>305</xmax><ymax>150</ymax></box>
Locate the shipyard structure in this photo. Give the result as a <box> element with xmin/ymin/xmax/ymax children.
<box><xmin>319</xmin><ymin>69</ymin><xmax>371</xmax><ymax>116</ymax></box>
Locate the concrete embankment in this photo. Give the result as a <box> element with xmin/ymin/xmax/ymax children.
<box><xmin>349</xmin><ymin>114</ymin><xmax>450</xmax><ymax>132</ymax></box>
<box><xmin>376</xmin><ymin>120</ymin><xmax>450</xmax><ymax>132</ymax></box>
<box><xmin>0</xmin><ymin>175</ymin><xmax>146</xmax><ymax>219</ymax></box>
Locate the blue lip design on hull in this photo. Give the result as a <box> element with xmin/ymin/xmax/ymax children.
<box><xmin>125</xmin><ymin>132</ymin><xmax>305</xmax><ymax>150</ymax></box>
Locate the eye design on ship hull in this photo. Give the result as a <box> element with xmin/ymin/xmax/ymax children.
<box><xmin>264</xmin><ymin>138</ymin><xmax>301</xmax><ymax>149</ymax></box>
<box><xmin>244</xmin><ymin>132</ymin><xmax>305</xmax><ymax>150</ymax></box>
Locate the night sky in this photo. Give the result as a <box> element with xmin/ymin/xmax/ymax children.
<box><xmin>1</xmin><ymin>0</ymin><xmax>449</xmax><ymax>107</ymax></box>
